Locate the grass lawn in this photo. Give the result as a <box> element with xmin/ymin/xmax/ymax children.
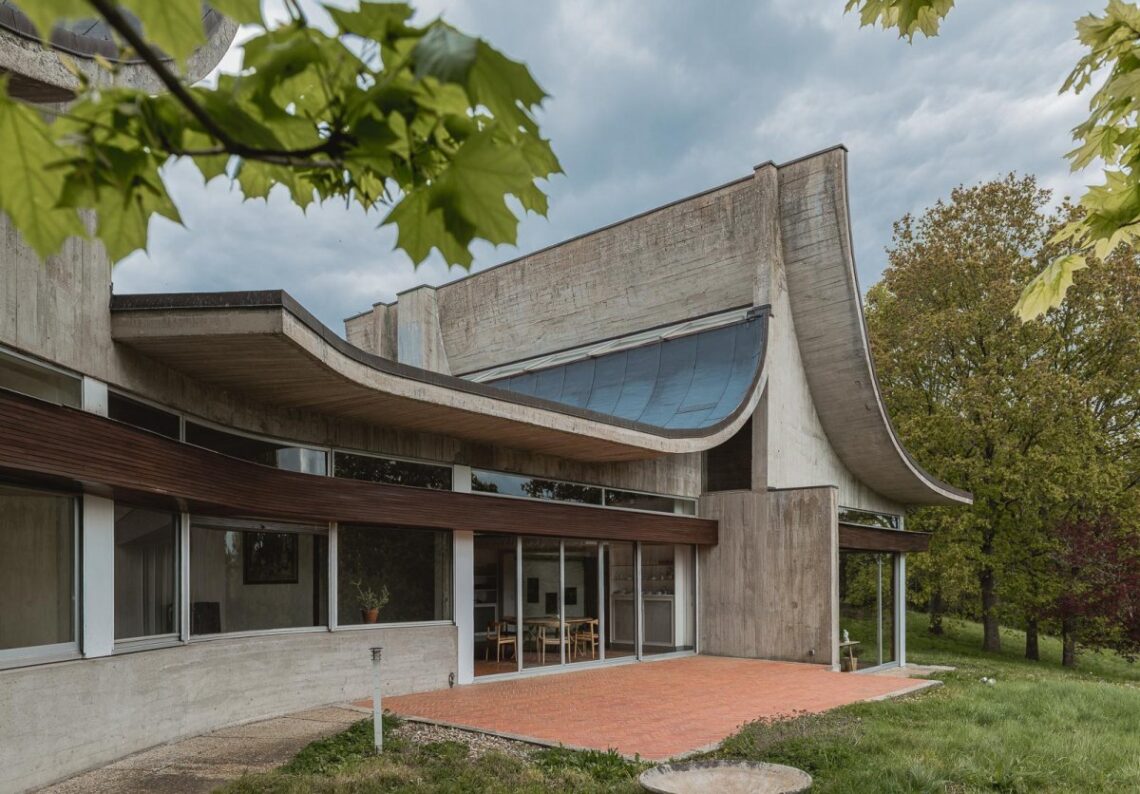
<box><xmin>222</xmin><ymin>615</ymin><xmax>1140</xmax><ymax>793</ymax></box>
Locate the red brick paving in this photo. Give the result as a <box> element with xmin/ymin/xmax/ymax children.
<box><xmin>358</xmin><ymin>655</ymin><xmax>932</xmax><ymax>760</ymax></box>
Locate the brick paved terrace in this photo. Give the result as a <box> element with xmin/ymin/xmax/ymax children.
<box><xmin>361</xmin><ymin>655</ymin><xmax>938</xmax><ymax>761</ymax></box>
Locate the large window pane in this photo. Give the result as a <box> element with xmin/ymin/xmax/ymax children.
<box><xmin>563</xmin><ymin>539</ymin><xmax>600</xmax><ymax>664</ymax></box>
<box><xmin>189</xmin><ymin>519</ymin><xmax>327</xmax><ymax>634</ymax></box>
<box><xmin>0</xmin><ymin>484</ymin><xmax>76</xmax><ymax>652</ymax></box>
<box><xmin>337</xmin><ymin>525</ymin><xmax>452</xmax><ymax>625</ymax></box>
<box><xmin>839</xmin><ymin>551</ymin><xmax>895</xmax><ymax>668</ymax></box>
<box><xmin>604</xmin><ymin>541</ymin><xmax>636</xmax><ymax>660</ymax></box>
<box><xmin>521</xmin><ymin>537</ymin><xmax>563</xmax><ymax>669</ymax></box>
<box><xmin>114</xmin><ymin>505</ymin><xmax>178</xmax><ymax>640</ymax></box>
<box><xmin>334</xmin><ymin>452</ymin><xmax>451</xmax><ymax>490</ymax></box>
<box><xmin>474</xmin><ymin>533</ymin><xmax>518</xmax><ymax>676</ymax></box>
<box><xmin>641</xmin><ymin>542</ymin><xmax>680</xmax><ymax>656</ymax></box>
<box><xmin>185</xmin><ymin>422</ymin><xmax>326</xmax><ymax>475</ymax></box>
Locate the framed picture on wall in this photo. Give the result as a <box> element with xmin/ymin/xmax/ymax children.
<box><xmin>527</xmin><ymin>576</ymin><xmax>539</xmax><ymax>603</ymax></box>
<box><xmin>243</xmin><ymin>532</ymin><xmax>299</xmax><ymax>584</ymax></box>
<box><xmin>564</xmin><ymin>587</ymin><xmax>578</xmax><ymax>606</ymax></box>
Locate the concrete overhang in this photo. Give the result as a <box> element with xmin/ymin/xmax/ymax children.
<box><xmin>109</xmin><ymin>291</ymin><xmax>769</xmax><ymax>463</ymax></box>
<box><xmin>775</xmin><ymin>146</ymin><xmax>972</xmax><ymax>507</ymax></box>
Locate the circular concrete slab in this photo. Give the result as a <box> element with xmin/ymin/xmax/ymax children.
<box><xmin>639</xmin><ymin>760</ymin><xmax>812</xmax><ymax>794</ymax></box>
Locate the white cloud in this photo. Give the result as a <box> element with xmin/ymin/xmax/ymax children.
<box><xmin>114</xmin><ymin>0</ymin><xmax>1097</xmax><ymax>330</ymax></box>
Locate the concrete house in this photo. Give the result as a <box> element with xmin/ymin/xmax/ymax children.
<box><xmin>0</xmin><ymin>10</ymin><xmax>970</xmax><ymax>791</ymax></box>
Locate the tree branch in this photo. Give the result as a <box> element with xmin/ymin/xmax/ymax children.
<box><xmin>85</xmin><ymin>0</ymin><xmax>341</xmax><ymax>166</ymax></box>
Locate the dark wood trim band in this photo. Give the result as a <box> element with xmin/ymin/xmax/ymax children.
<box><xmin>0</xmin><ymin>391</ymin><xmax>717</xmax><ymax>545</ymax></box>
<box><xmin>838</xmin><ymin>523</ymin><xmax>930</xmax><ymax>553</ymax></box>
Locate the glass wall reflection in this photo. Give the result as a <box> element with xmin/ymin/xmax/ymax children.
<box><xmin>838</xmin><ymin>551</ymin><xmax>896</xmax><ymax>669</ymax></box>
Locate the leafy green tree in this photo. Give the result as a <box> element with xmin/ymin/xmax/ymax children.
<box><xmin>0</xmin><ymin>1</ymin><xmax>559</xmax><ymax>266</ymax></box>
<box><xmin>846</xmin><ymin>1</ymin><xmax>1140</xmax><ymax>321</ymax></box>
<box><xmin>866</xmin><ymin>175</ymin><xmax>1140</xmax><ymax>656</ymax></box>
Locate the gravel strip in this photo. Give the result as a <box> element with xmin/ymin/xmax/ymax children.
<box><xmin>393</xmin><ymin>720</ymin><xmax>537</xmax><ymax>761</ymax></box>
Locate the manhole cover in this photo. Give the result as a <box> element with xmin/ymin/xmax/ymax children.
<box><xmin>639</xmin><ymin>760</ymin><xmax>812</xmax><ymax>794</ymax></box>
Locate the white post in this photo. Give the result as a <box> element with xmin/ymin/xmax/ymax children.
<box><xmin>81</xmin><ymin>494</ymin><xmax>115</xmax><ymax>657</ymax></box>
<box><xmin>896</xmin><ymin>553</ymin><xmax>907</xmax><ymax>667</ymax></box>
<box><xmin>328</xmin><ymin>522</ymin><xmax>338</xmax><ymax>630</ymax></box>
<box><xmin>371</xmin><ymin>646</ymin><xmax>383</xmax><ymax>752</ymax></box>
<box><xmin>454</xmin><ymin>531</ymin><xmax>474</xmax><ymax>684</ymax></box>
<box><xmin>452</xmin><ymin>465</ymin><xmax>474</xmax><ymax>684</ymax></box>
<box><xmin>81</xmin><ymin>376</ymin><xmax>108</xmax><ymax>416</ymax></box>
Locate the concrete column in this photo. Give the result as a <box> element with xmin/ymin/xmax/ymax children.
<box><xmin>81</xmin><ymin>494</ymin><xmax>115</xmax><ymax>657</ymax></box>
<box><xmin>396</xmin><ymin>285</ymin><xmax>450</xmax><ymax>374</ymax></box>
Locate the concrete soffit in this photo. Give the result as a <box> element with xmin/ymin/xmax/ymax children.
<box><xmin>775</xmin><ymin>146</ymin><xmax>972</xmax><ymax>507</ymax></box>
<box><xmin>108</xmin><ymin>292</ymin><xmax>771</xmax><ymax>462</ymax></box>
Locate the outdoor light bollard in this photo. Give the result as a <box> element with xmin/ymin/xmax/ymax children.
<box><xmin>370</xmin><ymin>646</ymin><xmax>383</xmax><ymax>753</ymax></box>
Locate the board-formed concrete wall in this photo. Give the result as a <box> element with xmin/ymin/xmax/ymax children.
<box><xmin>698</xmin><ymin>486</ymin><xmax>839</xmax><ymax>666</ymax></box>
<box><xmin>0</xmin><ymin>211</ymin><xmax>698</xmax><ymax>496</ymax></box>
<box><xmin>346</xmin><ymin>175</ymin><xmax>771</xmax><ymax>375</ymax></box>
<box><xmin>0</xmin><ymin>625</ymin><xmax>455</xmax><ymax>793</ymax></box>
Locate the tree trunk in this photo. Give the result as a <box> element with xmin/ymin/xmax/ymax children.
<box><xmin>980</xmin><ymin>567</ymin><xmax>1001</xmax><ymax>652</ymax></box>
<box><xmin>929</xmin><ymin>589</ymin><xmax>945</xmax><ymax>636</ymax></box>
<box><xmin>1025</xmin><ymin>617</ymin><xmax>1039</xmax><ymax>661</ymax></box>
<box><xmin>1062</xmin><ymin>617</ymin><xmax>1077</xmax><ymax>667</ymax></box>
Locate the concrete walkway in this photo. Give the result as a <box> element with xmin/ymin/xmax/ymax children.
<box><xmin>39</xmin><ymin>705</ymin><xmax>367</xmax><ymax>794</ymax></box>
<box><xmin>368</xmin><ymin>656</ymin><xmax>939</xmax><ymax>761</ymax></box>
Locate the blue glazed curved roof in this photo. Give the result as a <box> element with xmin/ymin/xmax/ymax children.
<box><xmin>488</xmin><ymin>310</ymin><xmax>768</xmax><ymax>431</ymax></box>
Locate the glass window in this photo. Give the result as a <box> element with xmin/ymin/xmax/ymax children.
<box><xmin>189</xmin><ymin>519</ymin><xmax>328</xmax><ymax>634</ymax></box>
<box><xmin>337</xmin><ymin>525</ymin><xmax>452</xmax><ymax>625</ymax></box>
<box><xmin>604</xmin><ymin>541</ymin><xmax>637</xmax><ymax>660</ymax></box>
<box><xmin>838</xmin><ymin>507</ymin><xmax>901</xmax><ymax>530</ymax></box>
<box><xmin>641</xmin><ymin>542</ymin><xmax>681</xmax><ymax>655</ymax></box>
<box><xmin>0</xmin><ymin>484</ymin><xmax>76</xmax><ymax>655</ymax></box>
<box><xmin>604</xmin><ymin>489</ymin><xmax>677</xmax><ymax>513</ymax></box>
<box><xmin>0</xmin><ymin>348</ymin><xmax>81</xmax><ymax>407</ymax></box>
<box><xmin>185</xmin><ymin>422</ymin><xmax>326</xmax><ymax>475</ymax></box>
<box><xmin>334</xmin><ymin>451</ymin><xmax>451</xmax><ymax>490</ymax></box>
<box><xmin>839</xmin><ymin>551</ymin><xmax>896</xmax><ymax>668</ymax></box>
<box><xmin>108</xmin><ymin>393</ymin><xmax>180</xmax><ymax>440</ymax></box>
<box><xmin>704</xmin><ymin>417</ymin><xmax>752</xmax><ymax>492</ymax></box>
<box><xmin>471</xmin><ymin>470</ymin><xmax>602</xmax><ymax>505</ymax></box>
<box><xmin>114</xmin><ymin>505</ymin><xmax>179</xmax><ymax>641</ymax></box>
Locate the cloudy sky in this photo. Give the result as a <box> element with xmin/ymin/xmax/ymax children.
<box><xmin>114</xmin><ymin>0</ymin><xmax>1095</xmax><ymax>333</ymax></box>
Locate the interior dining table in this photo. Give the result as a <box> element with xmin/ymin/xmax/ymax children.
<box><xmin>500</xmin><ymin>616</ymin><xmax>595</xmax><ymax>652</ymax></box>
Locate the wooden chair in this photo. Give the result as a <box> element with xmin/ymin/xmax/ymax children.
<box><xmin>573</xmin><ymin>618</ymin><xmax>599</xmax><ymax>660</ymax></box>
<box><xmin>538</xmin><ymin>621</ymin><xmax>571</xmax><ymax>664</ymax></box>
<box><xmin>485</xmin><ymin>620</ymin><xmax>517</xmax><ymax>663</ymax></box>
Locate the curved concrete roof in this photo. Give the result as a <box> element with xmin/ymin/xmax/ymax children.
<box><xmin>775</xmin><ymin>147</ymin><xmax>971</xmax><ymax>506</ymax></box>
<box><xmin>109</xmin><ymin>291</ymin><xmax>769</xmax><ymax>462</ymax></box>
<box><xmin>490</xmin><ymin>311</ymin><xmax>766</xmax><ymax>431</ymax></box>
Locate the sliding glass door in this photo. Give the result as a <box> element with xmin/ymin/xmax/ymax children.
<box><xmin>838</xmin><ymin>551</ymin><xmax>896</xmax><ymax>668</ymax></box>
<box><xmin>521</xmin><ymin>537</ymin><xmax>562</xmax><ymax>670</ymax></box>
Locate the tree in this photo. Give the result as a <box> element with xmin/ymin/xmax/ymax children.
<box><xmin>1046</xmin><ymin>513</ymin><xmax>1140</xmax><ymax>666</ymax></box>
<box><xmin>866</xmin><ymin>174</ymin><xmax>1140</xmax><ymax>656</ymax></box>
<box><xmin>845</xmin><ymin>1</ymin><xmax>1140</xmax><ymax>321</ymax></box>
<box><xmin>0</xmin><ymin>1</ymin><xmax>559</xmax><ymax>267</ymax></box>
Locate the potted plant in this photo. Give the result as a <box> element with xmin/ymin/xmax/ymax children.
<box><xmin>353</xmin><ymin>580</ymin><xmax>390</xmax><ymax>624</ymax></box>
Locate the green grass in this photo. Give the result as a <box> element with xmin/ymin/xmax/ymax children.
<box><xmin>219</xmin><ymin>615</ymin><xmax>1140</xmax><ymax>793</ymax></box>
<box><xmin>707</xmin><ymin>614</ymin><xmax>1140</xmax><ymax>793</ymax></box>
<box><xmin>220</xmin><ymin>714</ymin><xmax>646</xmax><ymax>793</ymax></box>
